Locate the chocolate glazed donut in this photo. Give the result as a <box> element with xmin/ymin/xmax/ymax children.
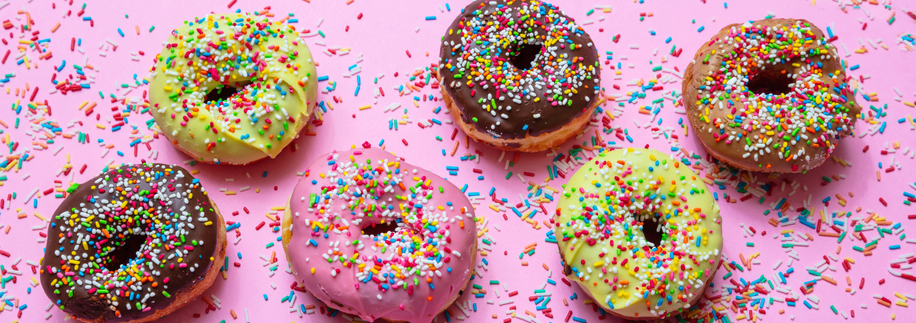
<box><xmin>41</xmin><ymin>164</ymin><xmax>226</xmax><ymax>323</ymax></box>
<box><xmin>439</xmin><ymin>0</ymin><xmax>601</xmax><ymax>152</ymax></box>
<box><xmin>682</xmin><ymin>19</ymin><xmax>859</xmax><ymax>173</ymax></box>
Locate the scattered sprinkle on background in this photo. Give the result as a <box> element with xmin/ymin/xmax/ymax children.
<box><xmin>1</xmin><ymin>0</ymin><xmax>915</xmax><ymax>322</ymax></box>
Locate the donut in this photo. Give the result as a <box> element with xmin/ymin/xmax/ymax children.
<box><xmin>40</xmin><ymin>163</ymin><xmax>227</xmax><ymax>323</ymax></box>
<box><xmin>281</xmin><ymin>147</ymin><xmax>478</xmax><ymax>322</ymax></box>
<box><xmin>438</xmin><ymin>0</ymin><xmax>601</xmax><ymax>152</ymax></box>
<box><xmin>149</xmin><ymin>13</ymin><xmax>318</xmax><ymax>165</ymax></box>
<box><xmin>682</xmin><ymin>19</ymin><xmax>860</xmax><ymax>173</ymax></box>
<box><xmin>554</xmin><ymin>148</ymin><xmax>723</xmax><ymax>320</ymax></box>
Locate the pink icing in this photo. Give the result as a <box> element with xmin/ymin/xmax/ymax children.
<box><xmin>287</xmin><ymin>148</ymin><xmax>477</xmax><ymax>322</ymax></box>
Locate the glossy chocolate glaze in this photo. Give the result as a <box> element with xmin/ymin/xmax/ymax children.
<box><xmin>41</xmin><ymin>164</ymin><xmax>220</xmax><ymax>322</ymax></box>
<box><xmin>439</xmin><ymin>0</ymin><xmax>600</xmax><ymax>140</ymax></box>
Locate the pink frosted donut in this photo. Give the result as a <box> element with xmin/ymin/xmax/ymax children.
<box><xmin>281</xmin><ymin>147</ymin><xmax>478</xmax><ymax>322</ymax></box>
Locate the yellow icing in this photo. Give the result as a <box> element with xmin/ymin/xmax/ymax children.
<box><xmin>554</xmin><ymin>148</ymin><xmax>723</xmax><ymax>319</ymax></box>
<box><xmin>149</xmin><ymin>13</ymin><xmax>318</xmax><ymax>164</ymax></box>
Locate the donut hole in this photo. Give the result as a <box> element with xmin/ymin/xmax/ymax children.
<box><xmin>205</xmin><ymin>82</ymin><xmax>250</xmax><ymax>103</ymax></box>
<box><xmin>103</xmin><ymin>234</ymin><xmax>146</xmax><ymax>271</ymax></box>
<box><xmin>361</xmin><ymin>220</ymin><xmax>400</xmax><ymax>236</ymax></box>
<box><xmin>639</xmin><ymin>216</ymin><xmax>665</xmax><ymax>247</ymax></box>
<box><xmin>746</xmin><ymin>69</ymin><xmax>792</xmax><ymax>95</ymax></box>
<box><xmin>508</xmin><ymin>43</ymin><xmax>543</xmax><ymax>70</ymax></box>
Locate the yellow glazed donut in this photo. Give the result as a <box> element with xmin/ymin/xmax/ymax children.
<box><xmin>554</xmin><ymin>147</ymin><xmax>723</xmax><ymax>320</ymax></box>
<box><xmin>149</xmin><ymin>13</ymin><xmax>318</xmax><ymax>165</ymax></box>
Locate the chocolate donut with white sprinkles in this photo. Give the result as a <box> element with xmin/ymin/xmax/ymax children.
<box><xmin>438</xmin><ymin>0</ymin><xmax>601</xmax><ymax>152</ymax></box>
<box><xmin>40</xmin><ymin>163</ymin><xmax>227</xmax><ymax>323</ymax></box>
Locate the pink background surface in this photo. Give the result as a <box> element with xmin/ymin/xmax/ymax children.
<box><xmin>2</xmin><ymin>0</ymin><xmax>915</xmax><ymax>322</ymax></box>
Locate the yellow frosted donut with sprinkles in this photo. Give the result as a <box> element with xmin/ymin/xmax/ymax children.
<box><xmin>554</xmin><ymin>147</ymin><xmax>723</xmax><ymax>320</ymax></box>
<box><xmin>149</xmin><ymin>13</ymin><xmax>318</xmax><ymax>165</ymax></box>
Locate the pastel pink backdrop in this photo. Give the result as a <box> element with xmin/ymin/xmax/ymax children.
<box><xmin>1</xmin><ymin>0</ymin><xmax>914</xmax><ymax>322</ymax></box>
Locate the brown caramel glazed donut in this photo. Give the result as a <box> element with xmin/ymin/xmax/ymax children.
<box><xmin>682</xmin><ymin>19</ymin><xmax>859</xmax><ymax>173</ymax></box>
<box><xmin>41</xmin><ymin>164</ymin><xmax>226</xmax><ymax>323</ymax></box>
<box><xmin>438</xmin><ymin>0</ymin><xmax>601</xmax><ymax>152</ymax></box>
